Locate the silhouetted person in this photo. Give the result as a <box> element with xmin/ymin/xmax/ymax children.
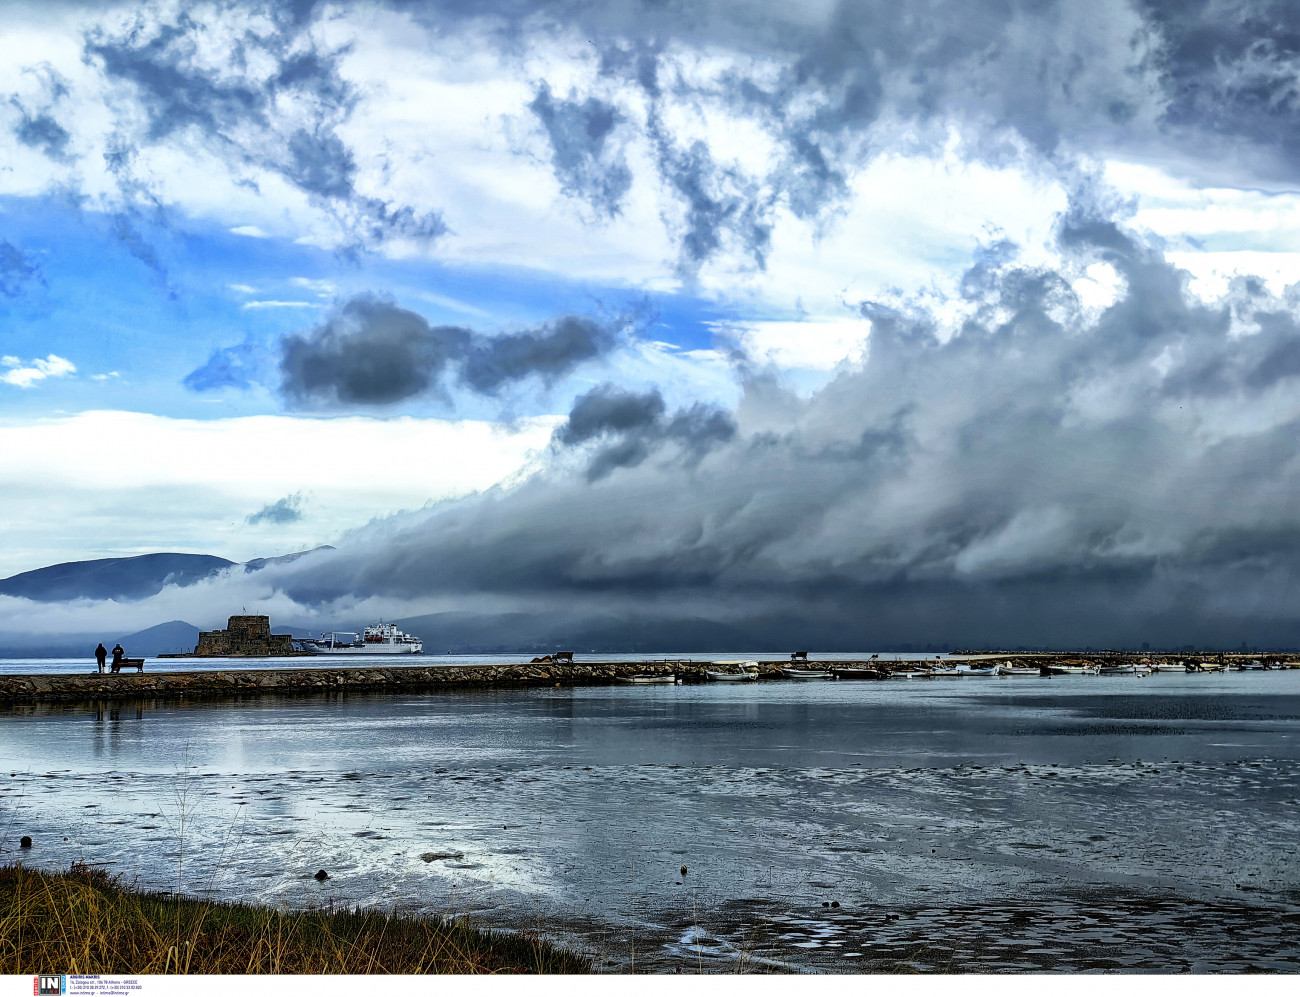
<box><xmin>111</xmin><ymin>644</ymin><xmax>125</xmax><ymax>670</ymax></box>
<box><xmin>95</xmin><ymin>643</ymin><xmax>108</xmax><ymax>673</ymax></box>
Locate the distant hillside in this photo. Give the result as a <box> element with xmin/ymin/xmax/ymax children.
<box><xmin>0</xmin><ymin>553</ymin><xmax>234</xmax><ymax>603</ymax></box>
<box><xmin>0</xmin><ymin>546</ymin><xmax>335</xmax><ymax>604</ymax></box>
<box><xmin>115</xmin><ymin>620</ymin><xmax>201</xmax><ymax>656</ymax></box>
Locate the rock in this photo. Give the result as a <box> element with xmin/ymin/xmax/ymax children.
<box><xmin>20</xmin><ymin>835</ymin><xmax>32</xmax><ymax>848</ymax></box>
<box><xmin>420</xmin><ymin>851</ymin><xmax>463</xmax><ymax>862</ymax></box>
<box><xmin>314</xmin><ymin>869</ymin><xmax>329</xmax><ymax>881</ymax></box>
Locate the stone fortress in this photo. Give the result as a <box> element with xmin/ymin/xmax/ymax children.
<box><xmin>193</xmin><ymin>615</ymin><xmax>299</xmax><ymax>657</ymax></box>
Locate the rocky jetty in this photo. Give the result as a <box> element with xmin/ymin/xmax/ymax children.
<box><xmin>0</xmin><ymin>660</ymin><xmax>762</xmax><ymax>704</ymax></box>
<box><xmin>2</xmin><ymin>652</ymin><xmax>1295</xmax><ymax>705</ymax></box>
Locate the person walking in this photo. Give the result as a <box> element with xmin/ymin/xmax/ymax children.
<box><xmin>111</xmin><ymin>643</ymin><xmax>125</xmax><ymax>671</ymax></box>
<box><xmin>95</xmin><ymin>642</ymin><xmax>108</xmax><ymax>673</ymax></box>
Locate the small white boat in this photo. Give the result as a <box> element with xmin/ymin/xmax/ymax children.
<box><xmin>616</xmin><ymin>673</ymin><xmax>676</xmax><ymax>685</ymax></box>
<box><xmin>993</xmin><ymin>663</ymin><xmax>1040</xmax><ymax>676</ymax></box>
<box><xmin>955</xmin><ymin>664</ymin><xmax>996</xmax><ymax>676</ymax></box>
<box><xmin>1043</xmin><ymin>664</ymin><xmax>1100</xmax><ymax>675</ymax></box>
<box><xmin>780</xmin><ymin>667</ymin><xmax>832</xmax><ymax>680</ymax></box>
<box><xmin>1098</xmin><ymin>665</ymin><xmax>1136</xmax><ymax>675</ymax></box>
<box><xmin>1150</xmin><ymin>662</ymin><xmax>1188</xmax><ymax>673</ymax></box>
<box><xmin>928</xmin><ymin>667</ymin><xmax>965</xmax><ymax>677</ymax></box>
<box><xmin>706</xmin><ymin>662</ymin><xmax>759</xmax><ymax>682</ymax></box>
<box><xmin>888</xmin><ymin>669</ymin><xmax>931</xmax><ymax>679</ymax></box>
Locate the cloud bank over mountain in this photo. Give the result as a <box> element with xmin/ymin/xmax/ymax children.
<box><xmin>11</xmin><ymin>207</ymin><xmax>1300</xmax><ymax>648</ymax></box>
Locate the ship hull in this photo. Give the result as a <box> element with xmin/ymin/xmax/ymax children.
<box><xmin>306</xmin><ymin>643</ymin><xmax>423</xmax><ymax>654</ymax></box>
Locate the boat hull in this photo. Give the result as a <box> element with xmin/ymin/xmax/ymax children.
<box><xmin>617</xmin><ymin>674</ymin><xmax>676</xmax><ymax>685</ymax></box>
<box><xmin>781</xmin><ymin>668</ymin><xmax>831</xmax><ymax>680</ymax></box>
<box><xmin>1043</xmin><ymin>665</ymin><xmax>1100</xmax><ymax>675</ymax></box>
<box><xmin>307</xmin><ymin>643</ymin><xmax>423</xmax><ymax>654</ymax></box>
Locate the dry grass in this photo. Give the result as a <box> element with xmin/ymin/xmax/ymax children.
<box><xmin>0</xmin><ymin>862</ymin><xmax>589</xmax><ymax>975</ymax></box>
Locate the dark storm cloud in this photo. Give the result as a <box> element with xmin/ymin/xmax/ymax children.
<box><xmin>555</xmin><ymin>384</ymin><xmax>737</xmax><ymax>480</ymax></box>
<box><xmin>272</xmin><ymin>294</ymin><xmax>620</xmax><ymax>406</ymax></box>
<box><xmin>244</xmin><ymin>214</ymin><xmax>1300</xmax><ymax>647</ymax></box>
<box><xmin>460</xmin><ymin>316</ymin><xmax>617</xmax><ymax>394</ymax></box>
<box><xmin>1141</xmin><ymin>0</ymin><xmax>1300</xmax><ymax>179</ymax></box>
<box><xmin>246</xmin><ymin>492</ymin><xmax>305</xmax><ymax>526</ymax></box>
<box><xmin>279</xmin><ymin>295</ymin><xmax>471</xmax><ymax>406</ymax></box>
<box><xmin>528</xmin><ymin>83</ymin><xmax>633</xmax><ymax>218</ymax></box>
<box><xmin>82</xmin><ymin>7</ymin><xmax>445</xmax><ymax>252</ymax></box>
<box><xmin>0</xmin><ymin>241</ymin><xmax>44</xmax><ymax>299</ymax></box>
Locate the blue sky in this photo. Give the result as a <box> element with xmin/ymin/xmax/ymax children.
<box><xmin>0</xmin><ymin>192</ymin><xmax>737</xmax><ymax>423</ymax></box>
<box><xmin>4</xmin><ymin>0</ymin><xmax>1300</xmax><ymax>646</ymax></box>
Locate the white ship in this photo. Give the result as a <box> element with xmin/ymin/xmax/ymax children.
<box><xmin>298</xmin><ymin>622</ymin><xmax>424</xmax><ymax>655</ymax></box>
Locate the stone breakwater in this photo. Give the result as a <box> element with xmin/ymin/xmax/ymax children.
<box><xmin>0</xmin><ymin>661</ymin><xmax>782</xmax><ymax>704</ymax></box>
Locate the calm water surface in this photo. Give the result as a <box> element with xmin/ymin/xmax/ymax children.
<box><xmin>2</xmin><ymin>670</ymin><xmax>1298</xmax><ymax>973</ymax></box>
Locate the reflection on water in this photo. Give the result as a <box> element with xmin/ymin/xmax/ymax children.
<box><xmin>2</xmin><ymin>673</ymin><xmax>1298</xmax><ymax>973</ymax></box>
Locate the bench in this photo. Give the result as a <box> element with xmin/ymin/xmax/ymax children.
<box><xmin>110</xmin><ymin>658</ymin><xmax>145</xmax><ymax>673</ymax></box>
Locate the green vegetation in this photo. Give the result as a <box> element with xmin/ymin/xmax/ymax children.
<box><xmin>0</xmin><ymin>862</ymin><xmax>588</xmax><ymax>975</ymax></box>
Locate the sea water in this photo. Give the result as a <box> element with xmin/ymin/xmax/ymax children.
<box><xmin>2</xmin><ymin>670</ymin><xmax>1298</xmax><ymax>972</ymax></box>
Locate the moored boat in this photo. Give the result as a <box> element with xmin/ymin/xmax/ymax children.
<box><xmin>887</xmin><ymin>669</ymin><xmax>931</xmax><ymax>679</ymax></box>
<box><xmin>706</xmin><ymin>662</ymin><xmax>759</xmax><ymax>682</ymax></box>
<box><xmin>832</xmin><ymin>667</ymin><xmax>888</xmax><ymax>680</ymax></box>
<box><xmin>993</xmin><ymin>663</ymin><xmax>1040</xmax><ymax>676</ymax></box>
<box><xmin>1042</xmin><ymin>663</ymin><xmax>1100</xmax><ymax>675</ymax></box>
<box><xmin>955</xmin><ymin>664</ymin><xmax>996</xmax><ymax>676</ymax></box>
<box><xmin>617</xmin><ymin>673</ymin><xmax>676</xmax><ymax>685</ymax></box>
<box><xmin>1098</xmin><ymin>664</ymin><xmax>1137</xmax><ymax>675</ymax></box>
<box><xmin>781</xmin><ymin>667</ymin><xmax>832</xmax><ymax>680</ymax></box>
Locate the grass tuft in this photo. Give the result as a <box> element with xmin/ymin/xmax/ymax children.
<box><xmin>0</xmin><ymin>862</ymin><xmax>589</xmax><ymax>975</ymax></box>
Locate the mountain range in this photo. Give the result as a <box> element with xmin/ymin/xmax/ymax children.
<box><xmin>0</xmin><ymin>547</ymin><xmax>334</xmax><ymax>603</ymax></box>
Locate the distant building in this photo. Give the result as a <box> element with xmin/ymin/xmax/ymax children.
<box><xmin>194</xmin><ymin>615</ymin><xmax>297</xmax><ymax>656</ymax></box>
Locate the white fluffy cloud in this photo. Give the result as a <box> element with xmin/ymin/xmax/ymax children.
<box><xmin>1</xmin><ymin>354</ymin><xmax>76</xmax><ymax>388</ymax></box>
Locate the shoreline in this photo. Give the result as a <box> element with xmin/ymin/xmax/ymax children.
<box><xmin>1</xmin><ymin>651</ymin><xmax>1297</xmax><ymax>704</ymax></box>
<box><xmin>0</xmin><ymin>862</ymin><xmax>588</xmax><ymax>975</ymax></box>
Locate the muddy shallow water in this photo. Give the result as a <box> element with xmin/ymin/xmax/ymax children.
<box><xmin>2</xmin><ymin>671</ymin><xmax>1298</xmax><ymax>972</ymax></box>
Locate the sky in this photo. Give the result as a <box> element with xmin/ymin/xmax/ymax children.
<box><xmin>3</xmin><ymin>0</ymin><xmax>1300</xmax><ymax>648</ymax></box>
